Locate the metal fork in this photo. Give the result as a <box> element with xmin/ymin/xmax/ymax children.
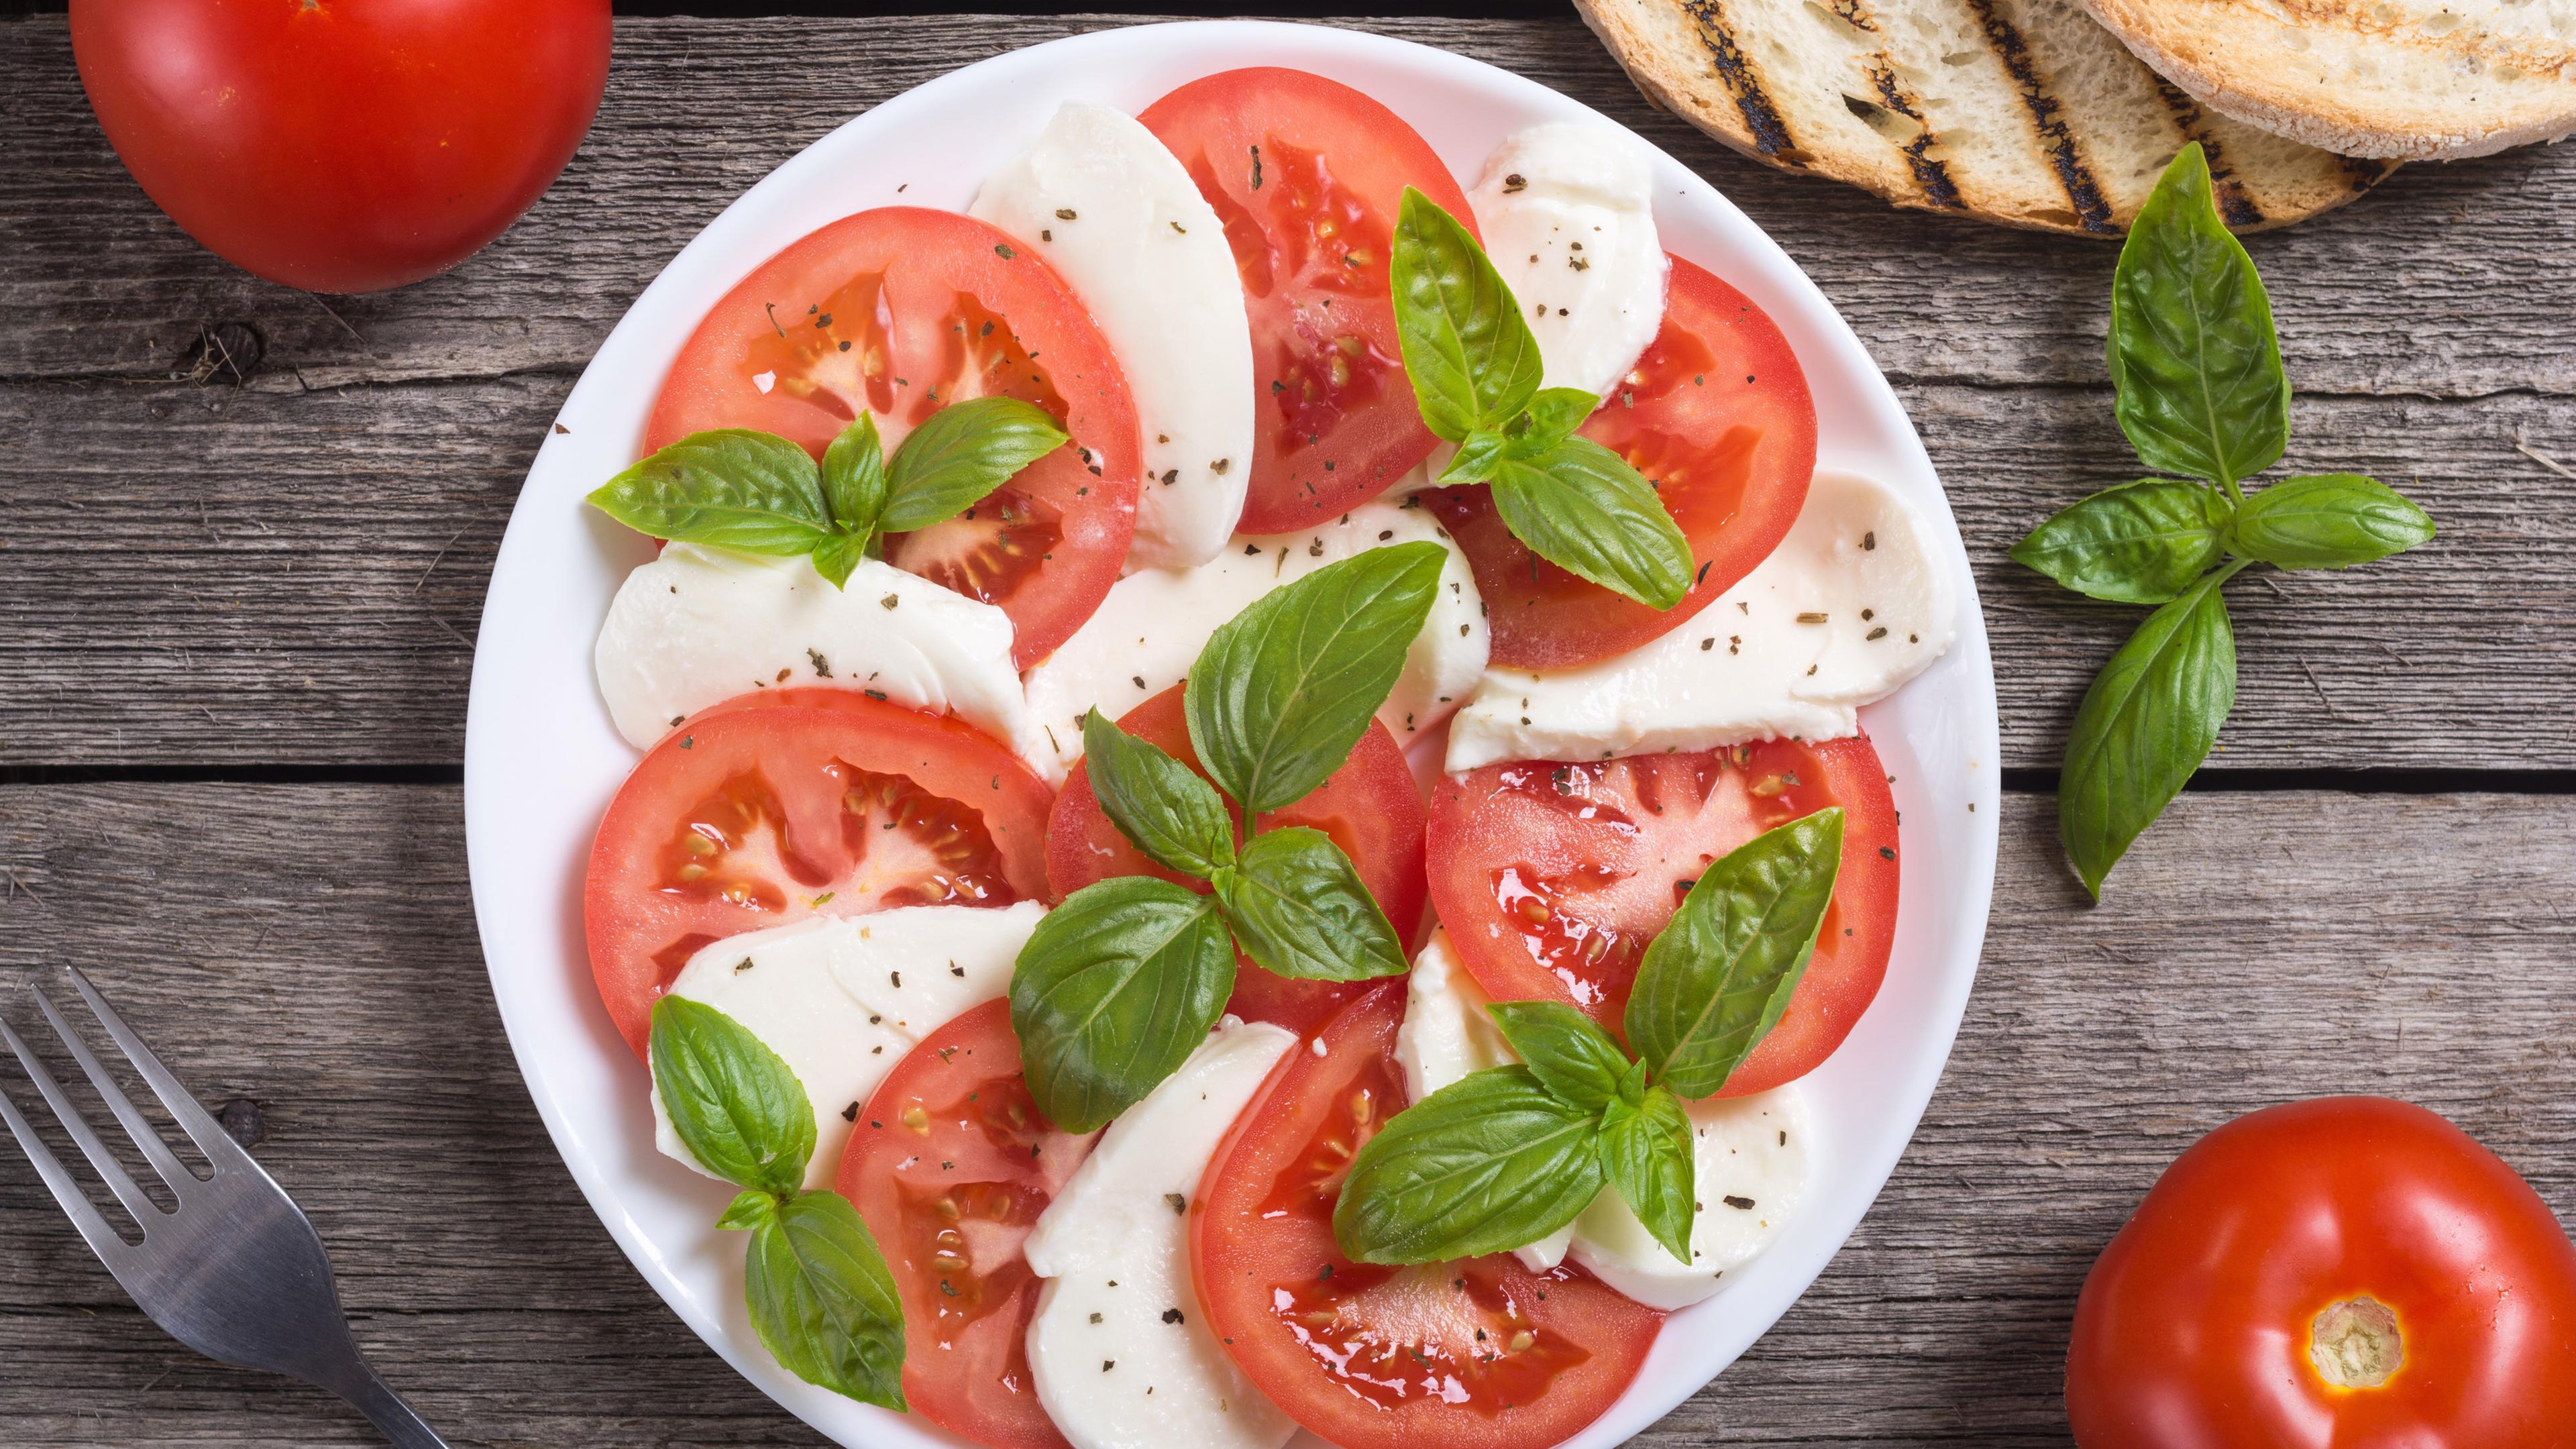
<box><xmin>0</xmin><ymin>967</ymin><xmax>449</xmax><ymax>1448</ymax></box>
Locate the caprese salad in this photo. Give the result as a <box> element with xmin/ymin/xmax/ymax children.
<box><xmin>576</xmin><ymin>66</ymin><xmax>1956</xmax><ymax>1449</ymax></box>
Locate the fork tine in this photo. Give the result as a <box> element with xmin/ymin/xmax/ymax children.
<box><xmin>35</xmin><ymin>989</ymin><xmax>199</xmax><ymax>1195</ymax></box>
<box><xmin>62</xmin><ymin>967</ymin><xmax>247</xmax><ymax>1173</ymax></box>
<box><xmin>0</xmin><ymin>1011</ymin><xmax>167</xmax><ymax>1226</ymax></box>
<box><xmin>0</xmin><ymin>1077</ymin><xmax>134</xmax><ymax>1267</ymax></box>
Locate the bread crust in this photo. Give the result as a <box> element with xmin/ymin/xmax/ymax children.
<box><xmin>2083</xmin><ymin>0</ymin><xmax>2576</xmax><ymax>160</ymax></box>
<box><xmin>1574</xmin><ymin>0</ymin><xmax>2396</xmax><ymax>235</ymax></box>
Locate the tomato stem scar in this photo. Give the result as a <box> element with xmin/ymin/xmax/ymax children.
<box><xmin>2310</xmin><ymin>1297</ymin><xmax>2404</xmax><ymax>1389</ymax></box>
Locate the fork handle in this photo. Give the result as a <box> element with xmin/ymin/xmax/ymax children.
<box><xmin>325</xmin><ymin>1359</ymin><xmax>451</xmax><ymax>1449</ymax></box>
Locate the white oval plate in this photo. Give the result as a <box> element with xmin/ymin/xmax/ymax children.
<box><xmin>466</xmin><ymin>19</ymin><xmax>1999</xmax><ymax>1447</ymax></box>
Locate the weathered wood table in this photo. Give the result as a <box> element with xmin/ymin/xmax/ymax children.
<box><xmin>4</xmin><ymin>11</ymin><xmax>2573</xmax><ymax>1446</ymax></box>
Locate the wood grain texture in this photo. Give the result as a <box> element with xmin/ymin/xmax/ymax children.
<box><xmin>6</xmin><ymin>16</ymin><xmax>2574</xmax><ymax>399</ymax></box>
<box><xmin>1</xmin><ymin>784</ymin><xmax>2568</xmax><ymax>1446</ymax></box>
<box><xmin>3</xmin><ymin>372</ymin><xmax>2568</xmax><ymax>769</ymax></box>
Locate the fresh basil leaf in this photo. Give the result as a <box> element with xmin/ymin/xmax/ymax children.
<box><xmin>741</xmin><ymin>1189</ymin><xmax>908</xmax><ymax>1409</ymax></box>
<box><xmin>1487</xmin><ymin>437</ymin><xmax>1692</xmax><ymax>610</ymax></box>
<box><xmin>881</xmin><ymin>396</ymin><xmax>1069</xmax><ymax>534</ymax></box>
<box><xmin>1009</xmin><ymin>877</ymin><xmax>1236</xmax><ymax>1132</ymax></box>
<box><xmin>1332</xmin><ymin>1066</ymin><xmax>1605</xmax><ymax>1265</ymax></box>
<box><xmin>1485</xmin><ymin>1000</ymin><xmax>1631</xmax><ymax>1113</ymax></box>
<box><xmin>1625</xmin><ymin>809</ymin><xmax>1845</xmax><ymax>1099</ymax></box>
<box><xmin>2060</xmin><ymin>565</ymin><xmax>2238</xmax><ymax>898</ymax></box>
<box><xmin>1440</xmin><ymin>429</ymin><xmax>1513</xmax><ymax>487</ymax></box>
<box><xmin>1391</xmin><ymin>187</ymin><xmax>1542</xmax><ymax>441</ymax></box>
<box><xmin>649</xmin><ymin>995</ymin><xmax>815</xmax><ymax>1196</ymax></box>
<box><xmin>1185</xmin><ymin>543</ymin><xmax>1446</xmax><ymax>816</ymax></box>
<box><xmin>1080</xmin><ymin>710</ymin><xmax>1234</xmax><ymax>879</ymax></box>
<box><xmin>2108</xmin><ymin>144</ymin><xmax>2288</xmax><ymax>489</ymax></box>
<box><xmin>1599</xmin><ymin>1085</ymin><xmax>1695</xmax><ymax>1264</ymax></box>
<box><xmin>2226</xmin><ymin>474</ymin><xmax>2434</xmax><ymax>570</ymax></box>
<box><xmin>2008</xmin><ymin>478</ymin><xmax>2233</xmax><ymax>604</ymax></box>
<box><xmin>820</xmin><ymin>413</ymin><xmax>890</xmax><ymax>537</ymax></box>
<box><xmin>1519</xmin><ymin>387</ymin><xmax>1601</xmax><ymax>449</ymax></box>
<box><xmin>588</xmin><ymin>429</ymin><xmax>835</xmax><ymax>555</ymax></box>
<box><xmin>718</xmin><ymin>1188</ymin><xmax>781</xmax><ymax>1231</ymax></box>
<box><xmin>810</xmin><ymin>531</ymin><xmax>873</xmax><ymax>590</ymax></box>
<box><xmin>1213</xmin><ymin>826</ymin><xmax>1407</xmax><ymax>983</ymax></box>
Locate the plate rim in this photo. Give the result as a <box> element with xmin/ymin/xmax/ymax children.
<box><xmin>465</xmin><ymin>18</ymin><xmax>2002</xmax><ymax>1448</ymax></box>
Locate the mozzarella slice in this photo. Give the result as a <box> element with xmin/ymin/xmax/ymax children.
<box><xmin>647</xmin><ymin>902</ymin><xmax>1042</xmax><ymax>1191</ymax></box>
<box><xmin>1446</xmin><ymin>469</ymin><xmax>1957</xmax><ymax>771</ymax></box>
<box><xmin>1022</xmin><ymin>1020</ymin><xmax>1298</xmax><ymax>1449</ymax></box>
<box><xmin>970</xmin><ymin>101</ymin><xmax>1253</xmax><ymax>570</ymax></box>
<box><xmin>1466</xmin><ymin>122</ymin><xmax>1668</xmax><ymax>400</ymax></box>
<box><xmin>1393</xmin><ymin>931</ymin><xmax>1572</xmax><ymax>1271</ymax></box>
<box><xmin>1394</xmin><ymin>929</ymin><xmax>1515</xmax><ymax>1106</ymax></box>
<box><xmin>1021</xmin><ymin>496</ymin><xmax>1488</xmax><ymax>777</ymax></box>
<box><xmin>595</xmin><ymin>545</ymin><xmax>1058</xmax><ymax>778</ymax></box>
<box><xmin>1566</xmin><ymin>1087</ymin><xmax>1813</xmax><ymax>1310</ymax></box>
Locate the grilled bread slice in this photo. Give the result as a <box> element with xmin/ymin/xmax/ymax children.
<box><xmin>1575</xmin><ymin>0</ymin><xmax>2395</xmax><ymax>233</ymax></box>
<box><xmin>2084</xmin><ymin>0</ymin><xmax>2576</xmax><ymax>160</ymax></box>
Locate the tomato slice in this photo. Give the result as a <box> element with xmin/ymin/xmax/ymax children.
<box><xmin>1191</xmin><ymin>982</ymin><xmax>1662</xmax><ymax>1449</ymax></box>
<box><xmin>1140</xmin><ymin>68</ymin><xmax>1477</xmax><ymax>533</ymax></box>
<box><xmin>583</xmin><ymin>691</ymin><xmax>1054</xmax><ymax>1057</ymax></box>
<box><xmin>1045</xmin><ymin>684</ymin><xmax>1427</xmax><ymax>1034</ymax></box>
<box><xmin>646</xmin><ymin>207</ymin><xmax>1142</xmax><ymax>667</ymax></box>
<box><xmin>839</xmin><ymin>1000</ymin><xmax>1101</xmax><ymax>1449</ymax></box>
<box><xmin>1424</xmin><ymin>255</ymin><xmax>1816</xmax><ymax>670</ymax></box>
<box><xmin>1425</xmin><ymin>735</ymin><xmax>1897</xmax><ymax>1096</ymax></box>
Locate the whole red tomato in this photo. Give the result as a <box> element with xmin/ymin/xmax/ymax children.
<box><xmin>70</xmin><ymin>0</ymin><xmax>611</xmax><ymax>294</ymax></box>
<box><xmin>2066</xmin><ymin>1096</ymin><xmax>2576</xmax><ymax>1448</ymax></box>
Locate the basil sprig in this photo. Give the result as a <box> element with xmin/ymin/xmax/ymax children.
<box><xmin>651</xmin><ymin>998</ymin><xmax>906</xmax><ymax>1409</ymax></box>
<box><xmin>588</xmin><ymin>397</ymin><xmax>1067</xmax><ymax>588</ymax></box>
<box><xmin>1390</xmin><ymin>190</ymin><xmax>1692</xmax><ymax>609</ymax></box>
<box><xmin>2012</xmin><ymin>144</ymin><xmax>2434</xmax><ymax>899</ymax></box>
<box><xmin>1334</xmin><ymin>811</ymin><xmax>1844</xmax><ymax>1267</ymax></box>
<box><xmin>1012</xmin><ymin>547</ymin><xmax>1444</xmax><ymax>1132</ymax></box>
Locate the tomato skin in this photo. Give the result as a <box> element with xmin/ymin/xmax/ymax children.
<box><xmin>2067</xmin><ymin>1097</ymin><xmax>2576</xmax><ymax>1449</ymax></box>
<box><xmin>839</xmin><ymin>1000</ymin><xmax>1099</xmax><ymax>1449</ymax></box>
<box><xmin>1424</xmin><ymin>735</ymin><xmax>1897</xmax><ymax>1097</ymax></box>
<box><xmin>1140</xmin><ymin>68</ymin><xmax>1477</xmax><ymax>533</ymax></box>
<box><xmin>647</xmin><ymin>207</ymin><xmax>1142</xmax><ymax>668</ymax></box>
<box><xmin>583</xmin><ymin>692</ymin><xmax>1053</xmax><ymax>1057</ymax></box>
<box><xmin>1427</xmin><ymin>256</ymin><xmax>1815</xmax><ymax>670</ymax></box>
<box><xmin>1046</xmin><ymin>684</ymin><xmax>1428</xmax><ymax>1034</ymax></box>
<box><xmin>1191</xmin><ymin>983</ymin><xmax>1662</xmax><ymax>1449</ymax></box>
<box><xmin>70</xmin><ymin>0</ymin><xmax>608</xmax><ymax>294</ymax></box>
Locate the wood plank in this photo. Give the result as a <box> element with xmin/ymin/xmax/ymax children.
<box><xmin>3</xmin><ymin>374</ymin><xmax>2569</xmax><ymax>770</ymax></box>
<box><xmin>4</xmin><ymin>15</ymin><xmax>2573</xmax><ymax>400</ymax></box>
<box><xmin>1</xmin><ymin>783</ymin><xmax>2570</xmax><ymax>1444</ymax></box>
